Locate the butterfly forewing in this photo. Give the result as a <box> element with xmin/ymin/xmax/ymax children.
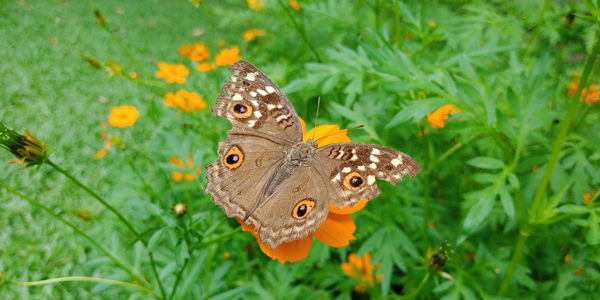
<box><xmin>315</xmin><ymin>143</ymin><xmax>420</xmax><ymax>209</ymax></box>
<box><xmin>213</xmin><ymin>61</ymin><xmax>303</xmax><ymax>146</ymax></box>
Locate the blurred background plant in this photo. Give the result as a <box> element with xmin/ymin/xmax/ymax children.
<box><xmin>1</xmin><ymin>0</ymin><xmax>599</xmax><ymax>299</ymax></box>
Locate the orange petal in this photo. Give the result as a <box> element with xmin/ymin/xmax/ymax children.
<box><xmin>314</xmin><ymin>213</ymin><xmax>356</xmax><ymax>247</ymax></box>
<box><xmin>341</xmin><ymin>261</ymin><xmax>359</xmax><ymax>277</ymax></box>
<box><xmin>329</xmin><ymin>198</ymin><xmax>368</xmax><ymax>215</ymax></box>
<box><xmin>238</xmin><ymin>218</ymin><xmax>313</xmax><ymax>263</ymax></box>
<box><xmin>299</xmin><ymin>117</ymin><xmax>307</xmax><ymax>136</ymax></box>
<box><xmin>257</xmin><ymin>236</ymin><xmax>313</xmax><ymax>263</ymax></box>
<box><xmin>304</xmin><ymin>124</ymin><xmax>351</xmax><ymax>146</ymax></box>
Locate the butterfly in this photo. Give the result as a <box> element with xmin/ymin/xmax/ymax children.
<box><xmin>205</xmin><ymin>61</ymin><xmax>420</xmax><ymax>249</ymax></box>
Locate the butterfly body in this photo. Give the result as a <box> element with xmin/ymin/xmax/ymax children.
<box><xmin>206</xmin><ymin>61</ymin><xmax>420</xmax><ymax>249</ymax></box>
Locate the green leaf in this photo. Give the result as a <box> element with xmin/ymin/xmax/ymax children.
<box><xmin>386</xmin><ymin>97</ymin><xmax>445</xmax><ymax>128</ymax></box>
<box><xmin>464</xmin><ymin>196</ymin><xmax>495</xmax><ymax>231</ymax></box>
<box><xmin>499</xmin><ymin>187</ymin><xmax>515</xmax><ymax>218</ymax></box>
<box><xmin>556</xmin><ymin>205</ymin><xmax>589</xmax><ymax>215</ymax></box>
<box><xmin>467</xmin><ymin>157</ymin><xmax>506</xmax><ymax>169</ymax></box>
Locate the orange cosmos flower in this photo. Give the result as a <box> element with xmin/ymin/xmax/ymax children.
<box><xmin>238</xmin><ymin>118</ymin><xmax>368</xmax><ymax>263</ymax></box>
<box><xmin>426</xmin><ymin>104</ymin><xmax>462</xmax><ymax>129</ymax></box>
<box><xmin>583</xmin><ymin>190</ymin><xmax>596</xmax><ymax>206</ymax></box>
<box><xmin>197</xmin><ymin>63</ymin><xmax>216</xmax><ymax>72</ymax></box>
<box><xmin>164</xmin><ymin>89</ymin><xmax>207</xmax><ymax>112</ymax></box>
<box><xmin>108</xmin><ymin>105</ymin><xmax>139</xmax><ymax>128</ymax></box>
<box><xmin>288</xmin><ymin>0</ymin><xmax>300</xmax><ymax>10</ymax></box>
<box><xmin>341</xmin><ymin>253</ymin><xmax>383</xmax><ymax>292</ymax></box>
<box><xmin>243</xmin><ymin>28</ymin><xmax>266</xmax><ymax>42</ymax></box>
<box><xmin>215</xmin><ymin>46</ymin><xmax>241</xmax><ymax>66</ymax></box>
<box><xmin>156</xmin><ymin>62</ymin><xmax>189</xmax><ymax>84</ymax></box>
<box><xmin>169</xmin><ymin>153</ymin><xmax>201</xmax><ymax>181</ymax></box>
<box><xmin>247</xmin><ymin>0</ymin><xmax>264</xmax><ymax>11</ymax></box>
<box><xmin>179</xmin><ymin>42</ymin><xmax>209</xmax><ymax>61</ymax></box>
<box><xmin>568</xmin><ymin>81</ymin><xmax>600</xmax><ymax>105</ymax></box>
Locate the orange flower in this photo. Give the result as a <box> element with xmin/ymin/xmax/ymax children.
<box><xmin>243</xmin><ymin>28</ymin><xmax>266</xmax><ymax>42</ymax></box>
<box><xmin>288</xmin><ymin>0</ymin><xmax>300</xmax><ymax>10</ymax></box>
<box><xmin>108</xmin><ymin>105</ymin><xmax>139</xmax><ymax>128</ymax></box>
<box><xmin>164</xmin><ymin>89</ymin><xmax>207</xmax><ymax>112</ymax></box>
<box><xmin>568</xmin><ymin>81</ymin><xmax>600</xmax><ymax>105</ymax></box>
<box><xmin>238</xmin><ymin>119</ymin><xmax>367</xmax><ymax>263</ymax></box>
<box><xmin>426</xmin><ymin>104</ymin><xmax>462</xmax><ymax>129</ymax></box>
<box><xmin>94</xmin><ymin>149</ymin><xmax>107</xmax><ymax>160</ymax></box>
<box><xmin>179</xmin><ymin>42</ymin><xmax>209</xmax><ymax>61</ymax></box>
<box><xmin>583</xmin><ymin>190</ymin><xmax>596</xmax><ymax>205</ymax></box>
<box><xmin>247</xmin><ymin>0</ymin><xmax>264</xmax><ymax>11</ymax></box>
<box><xmin>169</xmin><ymin>154</ymin><xmax>201</xmax><ymax>181</ymax></box>
<box><xmin>341</xmin><ymin>253</ymin><xmax>383</xmax><ymax>292</ymax></box>
<box><xmin>156</xmin><ymin>62</ymin><xmax>189</xmax><ymax>84</ymax></box>
<box><xmin>214</xmin><ymin>46</ymin><xmax>241</xmax><ymax>66</ymax></box>
<box><xmin>196</xmin><ymin>63</ymin><xmax>216</xmax><ymax>72</ymax></box>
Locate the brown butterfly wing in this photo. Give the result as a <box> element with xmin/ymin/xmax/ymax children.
<box><xmin>212</xmin><ymin>60</ymin><xmax>303</xmax><ymax>146</ymax></box>
<box><xmin>315</xmin><ymin>143</ymin><xmax>421</xmax><ymax>209</ymax></box>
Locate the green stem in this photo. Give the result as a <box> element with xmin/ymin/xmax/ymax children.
<box><xmin>529</xmin><ymin>32</ymin><xmax>600</xmax><ymax>220</ymax></box>
<box><xmin>389</xmin><ymin>272</ymin><xmax>430</xmax><ymax>299</ymax></box>
<box><xmin>499</xmin><ymin>28</ymin><xmax>600</xmax><ymax>296</ymax></box>
<box><xmin>426</xmin><ymin>141</ymin><xmax>464</xmax><ymax>173</ymax></box>
<box><xmin>277</xmin><ymin>0</ymin><xmax>322</xmax><ymax>62</ymax></box>
<box><xmin>8</xmin><ymin>276</ymin><xmax>157</xmax><ymax>297</ymax></box>
<box><xmin>0</xmin><ymin>180</ymin><xmax>148</xmax><ymax>287</ymax></box>
<box><xmin>168</xmin><ymin>258</ymin><xmax>190</xmax><ymax>300</ymax></box>
<box><xmin>498</xmin><ymin>229</ymin><xmax>529</xmax><ymax>295</ymax></box>
<box><xmin>44</xmin><ymin>159</ymin><xmax>168</xmax><ymax>299</ymax></box>
<box><xmin>45</xmin><ymin>159</ymin><xmax>140</xmax><ymax>236</ymax></box>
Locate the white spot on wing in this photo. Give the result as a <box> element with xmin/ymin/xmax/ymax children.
<box><xmin>232</xmin><ymin>93</ymin><xmax>243</xmax><ymax>101</ymax></box>
<box><xmin>254</xmin><ymin>111</ymin><xmax>262</xmax><ymax>118</ymax></box>
<box><xmin>391</xmin><ymin>158</ymin><xmax>402</xmax><ymax>167</ymax></box>
<box><xmin>276</xmin><ymin>114</ymin><xmax>289</xmax><ymax>122</ymax></box>
<box><xmin>250</xmin><ymin>91</ymin><xmax>257</xmax><ymax>97</ymax></box>
<box><xmin>267</xmin><ymin>104</ymin><xmax>276</xmax><ymax>110</ymax></box>
<box><xmin>251</xmin><ymin>100</ymin><xmax>259</xmax><ymax>107</ymax></box>
<box><xmin>332</xmin><ymin>173</ymin><xmax>341</xmax><ymax>182</ymax></box>
<box><xmin>257</xmin><ymin>89</ymin><xmax>267</xmax><ymax>96</ymax></box>
<box><xmin>367</xmin><ymin>175</ymin><xmax>375</xmax><ymax>185</ymax></box>
<box><xmin>342</xmin><ymin>167</ymin><xmax>351</xmax><ymax>173</ymax></box>
<box><xmin>245</xmin><ymin>73</ymin><xmax>256</xmax><ymax>81</ymax></box>
<box><xmin>265</xmin><ymin>86</ymin><xmax>276</xmax><ymax>94</ymax></box>
<box><xmin>358</xmin><ymin>165</ymin><xmax>366</xmax><ymax>171</ymax></box>
<box><xmin>369</xmin><ymin>163</ymin><xmax>377</xmax><ymax>169</ymax></box>
<box><xmin>370</xmin><ymin>155</ymin><xmax>379</xmax><ymax>163</ymax></box>
<box><xmin>248</xmin><ymin>120</ymin><xmax>257</xmax><ymax>127</ymax></box>
<box><xmin>371</xmin><ymin>148</ymin><xmax>381</xmax><ymax>155</ymax></box>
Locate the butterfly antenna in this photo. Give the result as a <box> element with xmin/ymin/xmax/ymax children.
<box><xmin>312</xmin><ymin>97</ymin><xmax>321</xmax><ymax>141</ymax></box>
<box><xmin>314</xmin><ymin>124</ymin><xmax>365</xmax><ymax>144</ymax></box>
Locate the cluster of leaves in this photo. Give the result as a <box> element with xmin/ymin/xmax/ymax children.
<box><xmin>1</xmin><ymin>0</ymin><xmax>599</xmax><ymax>299</ymax></box>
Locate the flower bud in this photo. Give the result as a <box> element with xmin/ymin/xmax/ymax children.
<box><xmin>0</xmin><ymin>122</ymin><xmax>47</xmax><ymax>167</ymax></box>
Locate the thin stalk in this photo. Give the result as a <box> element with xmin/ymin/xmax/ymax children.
<box><xmin>168</xmin><ymin>259</ymin><xmax>190</xmax><ymax>300</ymax></box>
<box><xmin>169</xmin><ymin>218</ymin><xmax>193</xmax><ymax>300</ymax></box>
<box><xmin>277</xmin><ymin>0</ymin><xmax>322</xmax><ymax>62</ymax></box>
<box><xmin>529</xmin><ymin>32</ymin><xmax>600</xmax><ymax>219</ymax></box>
<box><xmin>8</xmin><ymin>276</ymin><xmax>157</xmax><ymax>297</ymax></box>
<box><xmin>0</xmin><ymin>180</ymin><xmax>148</xmax><ymax>287</ymax></box>
<box><xmin>389</xmin><ymin>272</ymin><xmax>430</xmax><ymax>299</ymax></box>
<box><xmin>45</xmin><ymin>159</ymin><xmax>139</xmax><ymax>236</ymax></box>
<box><xmin>44</xmin><ymin>159</ymin><xmax>168</xmax><ymax>299</ymax></box>
<box><xmin>499</xmin><ymin>29</ymin><xmax>600</xmax><ymax>296</ymax></box>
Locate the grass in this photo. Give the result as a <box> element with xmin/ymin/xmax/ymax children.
<box><xmin>1</xmin><ymin>0</ymin><xmax>599</xmax><ymax>299</ymax></box>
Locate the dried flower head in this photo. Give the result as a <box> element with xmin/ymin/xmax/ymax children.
<box><xmin>0</xmin><ymin>122</ymin><xmax>47</xmax><ymax>167</ymax></box>
<box><xmin>173</xmin><ymin>202</ymin><xmax>187</xmax><ymax>217</ymax></box>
